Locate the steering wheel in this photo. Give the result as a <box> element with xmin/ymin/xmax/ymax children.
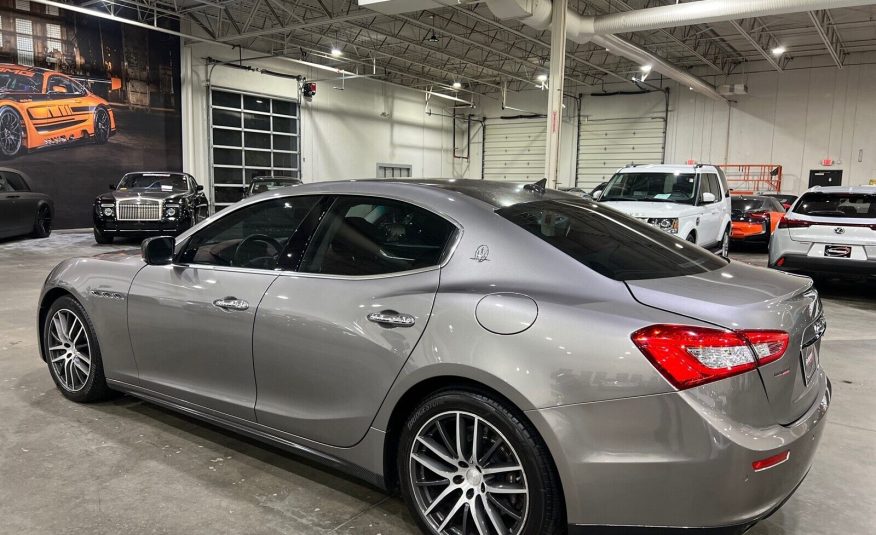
<box><xmin>233</xmin><ymin>234</ymin><xmax>283</xmax><ymax>269</ymax></box>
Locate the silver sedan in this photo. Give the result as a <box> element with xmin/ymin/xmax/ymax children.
<box><xmin>38</xmin><ymin>179</ymin><xmax>830</xmax><ymax>535</ymax></box>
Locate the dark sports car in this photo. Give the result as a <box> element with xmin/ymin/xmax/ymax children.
<box><xmin>93</xmin><ymin>172</ymin><xmax>208</xmax><ymax>244</ymax></box>
<box><xmin>762</xmin><ymin>193</ymin><xmax>798</xmax><ymax>210</ymax></box>
<box><xmin>244</xmin><ymin>175</ymin><xmax>302</xmax><ymax>197</ymax></box>
<box><xmin>0</xmin><ymin>168</ymin><xmax>52</xmax><ymax>239</ymax></box>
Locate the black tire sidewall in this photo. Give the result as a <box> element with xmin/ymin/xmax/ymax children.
<box><xmin>33</xmin><ymin>205</ymin><xmax>51</xmax><ymax>237</ymax></box>
<box><xmin>43</xmin><ymin>296</ymin><xmax>110</xmax><ymax>403</ymax></box>
<box><xmin>398</xmin><ymin>390</ymin><xmax>563</xmax><ymax>535</ymax></box>
<box><xmin>94</xmin><ymin>107</ymin><xmax>110</xmax><ymax>144</ymax></box>
<box><xmin>0</xmin><ymin>107</ymin><xmax>23</xmax><ymax>158</ymax></box>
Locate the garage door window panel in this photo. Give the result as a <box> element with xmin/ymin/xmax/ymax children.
<box><xmin>300</xmin><ymin>197</ymin><xmax>457</xmax><ymax>276</ymax></box>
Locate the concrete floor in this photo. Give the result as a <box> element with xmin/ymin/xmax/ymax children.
<box><xmin>1</xmin><ymin>232</ymin><xmax>873</xmax><ymax>534</ymax></box>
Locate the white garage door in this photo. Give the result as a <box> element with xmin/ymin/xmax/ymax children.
<box><xmin>483</xmin><ymin>118</ymin><xmax>546</xmax><ymax>181</ymax></box>
<box><xmin>577</xmin><ymin>94</ymin><xmax>666</xmax><ymax>189</ymax></box>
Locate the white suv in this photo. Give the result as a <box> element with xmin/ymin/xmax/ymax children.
<box><xmin>598</xmin><ymin>164</ymin><xmax>732</xmax><ymax>257</ymax></box>
<box><xmin>769</xmin><ymin>185</ymin><xmax>876</xmax><ymax>276</ymax></box>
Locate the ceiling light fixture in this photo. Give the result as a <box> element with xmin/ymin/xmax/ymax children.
<box><xmin>640</xmin><ymin>64</ymin><xmax>652</xmax><ymax>73</ymax></box>
<box><xmin>331</xmin><ymin>47</ymin><xmax>342</xmax><ymax>57</ymax></box>
<box><xmin>771</xmin><ymin>46</ymin><xmax>786</xmax><ymax>56</ymax></box>
<box><xmin>536</xmin><ymin>74</ymin><xmax>548</xmax><ymax>82</ymax></box>
<box><xmin>452</xmin><ymin>81</ymin><xmax>462</xmax><ymax>89</ymax></box>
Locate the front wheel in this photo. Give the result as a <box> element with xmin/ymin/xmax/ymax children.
<box><xmin>31</xmin><ymin>204</ymin><xmax>52</xmax><ymax>238</ymax></box>
<box><xmin>398</xmin><ymin>390</ymin><xmax>564</xmax><ymax>535</ymax></box>
<box><xmin>719</xmin><ymin>227</ymin><xmax>730</xmax><ymax>259</ymax></box>
<box><xmin>93</xmin><ymin>107</ymin><xmax>110</xmax><ymax>144</ymax></box>
<box><xmin>93</xmin><ymin>227</ymin><xmax>114</xmax><ymax>244</ymax></box>
<box><xmin>43</xmin><ymin>296</ymin><xmax>113</xmax><ymax>403</ymax></box>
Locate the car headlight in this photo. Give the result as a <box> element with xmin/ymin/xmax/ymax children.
<box><xmin>102</xmin><ymin>206</ymin><xmax>114</xmax><ymax>217</ymax></box>
<box><xmin>164</xmin><ymin>206</ymin><xmax>177</xmax><ymax>217</ymax></box>
<box><xmin>647</xmin><ymin>217</ymin><xmax>679</xmax><ymax>234</ymax></box>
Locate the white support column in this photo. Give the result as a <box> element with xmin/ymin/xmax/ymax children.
<box><xmin>545</xmin><ymin>0</ymin><xmax>567</xmax><ymax>188</ymax></box>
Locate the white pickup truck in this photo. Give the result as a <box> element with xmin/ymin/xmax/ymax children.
<box><xmin>598</xmin><ymin>164</ymin><xmax>733</xmax><ymax>258</ymax></box>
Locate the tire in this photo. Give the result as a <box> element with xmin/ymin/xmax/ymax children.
<box><xmin>719</xmin><ymin>227</ymin><xmax>730</xmax><ymax>259</ymax></box>
<box><xmin>31</xmin><ymin>204</ymin><xmax>52</xmax><ymax>238</ymax></box>
<box><xmin>0</xmin><ymin>106</ymin><xmax>24</xmax><ymax>158</ymax></box>
<box><xmin>398</xmin><ymin>390</ymin><xmax>564</xmax><ymax>535</ymax></box>
<box><xmin>43</xmin><ymin>296</ymin><xmax>113</xmax><ymax>403</ymax></box>
<box><xmin>93</xmin><ymin>107</ymin><xmax>110</xmax><ymax>144</ymax></box>
<box><xmin>686</xmin><ymin>232</ymin><xmax>697</xmax><ymax>244</ymax></box>
<box><xmin>93</xmin><ymin>227</ymin><xmax>114</xmax><ymax>244</ymax></box>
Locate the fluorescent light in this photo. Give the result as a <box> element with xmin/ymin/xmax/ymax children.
<box><xmin>536</xmin><ymin>74</ymin><xmax>548</xmax><ymax>82</ymax></box>
<box><xmin>452</xmin><ymin>81</ymin><xmax>462</xmax><ymax>89</ymax></box>
<box><xmin>427</xmin><ymin>91</ymin><xmax>472</xmax><ymax>105</ymax></box>
<box><xmin>640</xmin><ymin>64</ymin><xmax>652</xmax><ymax>72</ymax></box>
<box><xmin>771</xmin><ymin>46</ymin><xmax>786</xmax><ymax>56</ymax></box>
<box><xmin>331</xmin><ymin>47</ymin><xmax>342</xmax><ymax>57</ymax></box>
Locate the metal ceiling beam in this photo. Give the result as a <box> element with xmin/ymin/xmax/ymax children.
<box><xmin>809</xmin><ymin>10</ymin><xmax>846</xmax><ymax>68</ymax></box>
<box><xmin>728</xmin><ymin>18</ymin><xmax>789</xmax><ymax>72</ymax></box>
<box><xmin>214</xmin><ymin>12</ymin><xmax>380</xmax><ymax>42</ymax></box>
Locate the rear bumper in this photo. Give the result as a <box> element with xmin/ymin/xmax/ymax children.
<box><xmin>731</xmin><ymin>221</ymin><xmax>768</xmax><ymax>241</ymax></box>
<box><xmin>770</xmin><ymin>253</ymin><xmax>876</xmax><ymax>275</ymax></box>
<box><xmin>530</xmin><ymin>371</ymin><xmax>831</xmax><ymax>531</ymax></box>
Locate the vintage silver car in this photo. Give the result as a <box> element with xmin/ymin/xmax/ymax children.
<box><xmin>38</xmin><ymin>179</ymin><xmax>830</xmax><ymax>535</ymax></box>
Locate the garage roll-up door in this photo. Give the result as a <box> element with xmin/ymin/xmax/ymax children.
<box><xmin>484</xmin><ymin>117</ymin><xmax>546</xmax><ymax>181</ymax></box>
<box><xmin>577</xmin><ymin>93</ymin><xmax>666</xmax><ymax>189</ymax></box>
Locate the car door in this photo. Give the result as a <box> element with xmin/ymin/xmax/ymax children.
<box><xmin>0</xmin><ymin>171</ymin><xmax>32</xmax><ymax>237</ymax></box>
<box><xmin>252</xmin><ymin>195</ymin><xmax>459</xmax><ymax>447</ymax></box>
<box><xmin>127</xmin><ymin>196</ymin><xmax>321</xmax><ymax>420</ymax></box>
<box><xmin>697</xmin><ymin>173</ymin><xmax>722</xmax><ymax>245</ymax></box>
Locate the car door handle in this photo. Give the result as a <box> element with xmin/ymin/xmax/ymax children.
<box><xmin>6</xmin><ymin>195</ymin><xmax>19</xmax><ymax>199</ymax></box>
<box><xmin>367</xmin><ymin>311</ymin><xmax>416</xmax><ymax>327</ymax></box>
<box><xmin>213</xmin><ymin>297</ymin><xmax>249</xmax><ymax>311</ymax></box>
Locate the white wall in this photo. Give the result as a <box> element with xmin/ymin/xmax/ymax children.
<box><xmin>181</xmin><ymin>42</ymin><xmax>468</xmax><ymax>203</ymax></box>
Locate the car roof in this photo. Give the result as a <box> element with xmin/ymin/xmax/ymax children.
<box><xmin>251</xmin><ymin>176</ymin><xmax>300</xmax><ymax>181</ymax></box>
<box><xmin>617</xmin><ymin>164</ymin><xmax>719</xmax><ymax>173</ymax></box>
<box><xmin>805</xmin><ymin>185</ymin><xmax>876</xmax><ymax>194</ymax></box>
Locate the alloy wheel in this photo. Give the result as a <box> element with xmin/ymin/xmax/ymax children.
<box><xmin>409</xmin><ymin>411</ymin><xmax>529</xmax><ymax>535</ymax></box>
<box><xmin>0</xmin><ymin>109</ymin><xmax>22</xmax><ymax>156</ymax></box>
<box><xmin>37</xmin><ymin>206</ymin><xmax>52</xmax><ymax>236</ymax></box>
<box><xmin>721</xmin><ymin>230</ymin><xmax>730</xmax><ymax>258</ymax></box>
<box><xmin>47</xmin><ymin>309</ymin><xmax>92</xmax><ymax>392</ymax></box>
<box><xmin>95</xmin><ymin>108</ymin><xmax>110</xmax><ymax>142</ymax></box>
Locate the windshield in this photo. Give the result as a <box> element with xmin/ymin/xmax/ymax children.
<box><xmin>497</xmin><ymin>199</ymin><xmax>727</xmax><ymax>281</ymax></box>
<box><xmin>793</xmin><ymin>192</ymin><xmax>876</xmax><ymax>218</ymax></box>
<box><xmin>118</xmin><ymin>173</ymin><xmax>189</xmax><ymax>192</ymax></box>
<box><xmin>601</xmin><ymin>172</ymin><xmax>697</xmax><ymax>204</ymax></box>
<box><xmin>0</xmin><ymin>71</ymin><xmax>42</xmax><ymax>93</ymax></box>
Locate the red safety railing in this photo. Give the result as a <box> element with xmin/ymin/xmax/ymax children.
<box><xmin>720</xmin><ymin>164</ymin><xmax>783</xmax><ymax>195</ymax></box>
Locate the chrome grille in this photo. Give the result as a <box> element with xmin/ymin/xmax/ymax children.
<box><xmin>117</xmin><ymin>198</ymin><xmax>161</xmax><ymax>221</ymax></box>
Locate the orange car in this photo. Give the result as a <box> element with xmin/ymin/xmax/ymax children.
<box><xmin>730</xmin><ymin>194</ymin><xmax>786</xmax><ymax>244</ymax></box>
<box><xmin>0</xmin><ymin>64</ymin><xmax>116</xmax><ymax>159</ymax></box>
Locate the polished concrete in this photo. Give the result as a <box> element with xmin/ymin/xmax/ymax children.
<box><xmin>0</xmin><ymin>232</ymin><xmax>873</xmax><ymax>534</ymax></box>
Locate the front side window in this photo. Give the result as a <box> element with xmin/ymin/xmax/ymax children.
<box><xmin>300</xmin><ymin>196</ymin><xmax>456</xmax><ymax>276</ymax></box>
<box><xmin>46</xmin><ymin>75</ymin><xmax>83</xmax><ymax>96</ymax></box>
<box><xmin>601</xmin><ymin>172</ymin><xmax>697</xmax><ymax>204</ymax></box>
<box><xmin>793</xmin><ymin>192</ymin><xmax>876</xmax><ymax>218</ymax></box>
<box><xmin>699</xmin><ymin>174</ymin><xmax>720</xmax><ymax>204</ymax></box>
<box><xmin>0</xmin><ymin>171</ymin><xmax>27</xmax><ymax>191</ymax></box>
<box><xmin>497</xmin><ymin>200</ymin><xmax>727</xmax><ymax>281</ymax></box>
<box><xmin>179</xmin><ymin>197</ymin><xmax>320</xmax><ymax>270</ymax></box>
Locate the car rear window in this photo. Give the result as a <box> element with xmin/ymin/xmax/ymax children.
<box><xmin>731</xmin><ymin>197</ymin><xmax>768</xmax><ymax>211</ymax></box>
<box><xmin>793</xmin><ymin>192</ymin><xmax>876</xmax><ymax>218</ymax></box>
<box><xmin>497</xmin><ymin>200</ymin><xmax>727</xmax><ymax>281</ymax></box>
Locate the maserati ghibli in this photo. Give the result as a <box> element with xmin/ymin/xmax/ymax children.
<box><xmin>38</xmin><ymin>179</ymin><xmax>830</xmax><ymax>535</ymax></box>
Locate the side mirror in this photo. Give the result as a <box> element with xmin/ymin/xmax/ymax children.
<box><xmin>109</xmin><ymin>184</ymin><xmax>116</xmax><ymax>190</ymax></box>
<box><xmin>142</xmin><ymin>236</ymin><xmax>175</xmax><ymax>266</ymax></box>
<box><xmin>196</xmin><ymin>184</ymin><xmax>204</xmax><ymax>191</ymax></box>
<box><xmin>702</xmin><ymin>192</ymin><xmax>716</xmax><ymax>203</ymax></box>
<box><xmin>592</xmin><ymin>190</ymin><xmax>603</xmax><ymax>200</ymax></box>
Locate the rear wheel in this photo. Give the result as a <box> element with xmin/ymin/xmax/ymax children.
<box><xmin>43</xmin><ymin>296</ymin><xmax>112</xmax><ymax>403</ymax></box>
<box><xmin>93</xmin><ymin>107</ymin><xmax>110</xmax><ymax>144</ymax></box>
<box><xmin>0</xmin><ymin>107</ymin><xmax>24</xmax><ymax>158</ymax></box>
<box><xmin>94</xmin><ymin>227</ymin><xmax>114</xmax><ymax>244</ymax></box>
<box><xmin>398</xmin><ymin>390</ymin><xmax>564</xmax><ymax>535</ymax></box>
<box><xmin>31</xmin><ymin>204</ymin><xmax>52</xmax><ymax>238</ymax></box>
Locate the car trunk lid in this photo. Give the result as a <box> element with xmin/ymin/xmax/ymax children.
<box><xmin>625</xmin><ymin>262</ymin><xmax>824</xmax><ymax>425</ymax></box>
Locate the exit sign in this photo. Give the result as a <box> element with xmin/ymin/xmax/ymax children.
<box><xmin>821</xmin><ymin>159</ymin><xmax>834</xmax><ymax>166</ymax></box>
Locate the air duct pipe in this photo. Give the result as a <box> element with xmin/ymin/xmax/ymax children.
<box><xmin>591</xmin><ymin>0</ymin><xmax>876</xmax><ymax>35</ymax></box>
<box><xmin>484</xmin><ymin>0</ymin><xmax>724</xmax><ymax>100</ymax></box>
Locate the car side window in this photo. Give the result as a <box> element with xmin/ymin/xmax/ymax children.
<box><xmin>178</xmin><ymin>196</ymin><xmax>320</xmax><ymax>270</ymax></box>
<box><xmin>699</xmin><ymin>174</ymin><xmax>719</xmax><ymax>204</ymax></box>
<box><xmin>0</xmin><ymin>171</ymin><xmax>27</xmax><ymax>191</ymax></box>
<box><xmin>300</xmin><ymin>196</ymin><xmax>457</xmax><ymax>276</ymax></box>
<box><xmin>46</xmin><ymin>75</ymin><xmax>84</xmax><ymax>96</ymax></box>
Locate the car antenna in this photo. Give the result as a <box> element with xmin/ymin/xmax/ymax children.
<box><xmin>524</xmin><ymin>178</ymin><xmax>547</xmax><ymax>194</ymax></box>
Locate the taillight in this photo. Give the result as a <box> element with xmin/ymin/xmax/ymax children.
<box><xmin>631</xmin><ymin>325</ymin><xmax>790</xmax><ymax>389</ymax></box>
<box><xmin>777</xmin><ymin>216</ymin><xmax>810</xmax><ymax>229</ymax></box>
<box><xmin>748</xmin><ymin>211</ymin><xmax>769</xmax><ymax>222</ymax></box>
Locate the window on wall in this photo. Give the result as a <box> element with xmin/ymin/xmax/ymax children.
<box><xmin>210</xmin><ymin>89</ymin><xmax>300</xmax><ymax>210</ymax></box>
<box><xmin>45</xmin><ymin>5</ymin><xmax>59</xmax><ymax>16</ymax></box>
<box><xmin>377</xmin><ymin>164</ymin><xmax>412</xmax><ymax>178</ymax></box>
<box><xmin>15</xmin><ymin>19</ymin><xmax>34</xmax><ymax>66</ymax></box>
<box><xmin>45</xmin><ymin>23</ymin><xmax>62</xmax><ymax>59</ymax></box>
<box><xmin>15</xmin><ymin>0</ymin><xmax>30</xmax><ymax>11</ymax></box>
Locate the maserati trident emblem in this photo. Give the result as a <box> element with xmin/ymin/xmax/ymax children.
<box><xmin>471</xmin><ymin>244</ymin><xmax>490</xmax><ymax>262</ymax></box>
<box><xmin>834</xmin><ymin>227</ymin><xmax>845</xmax><ymax>234</ymax></box>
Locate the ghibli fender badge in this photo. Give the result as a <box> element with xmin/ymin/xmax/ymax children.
<box><xmin>471</xmin><ymin>244</ymin><xmax>490</xmax><ymax>263</ymax></box>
